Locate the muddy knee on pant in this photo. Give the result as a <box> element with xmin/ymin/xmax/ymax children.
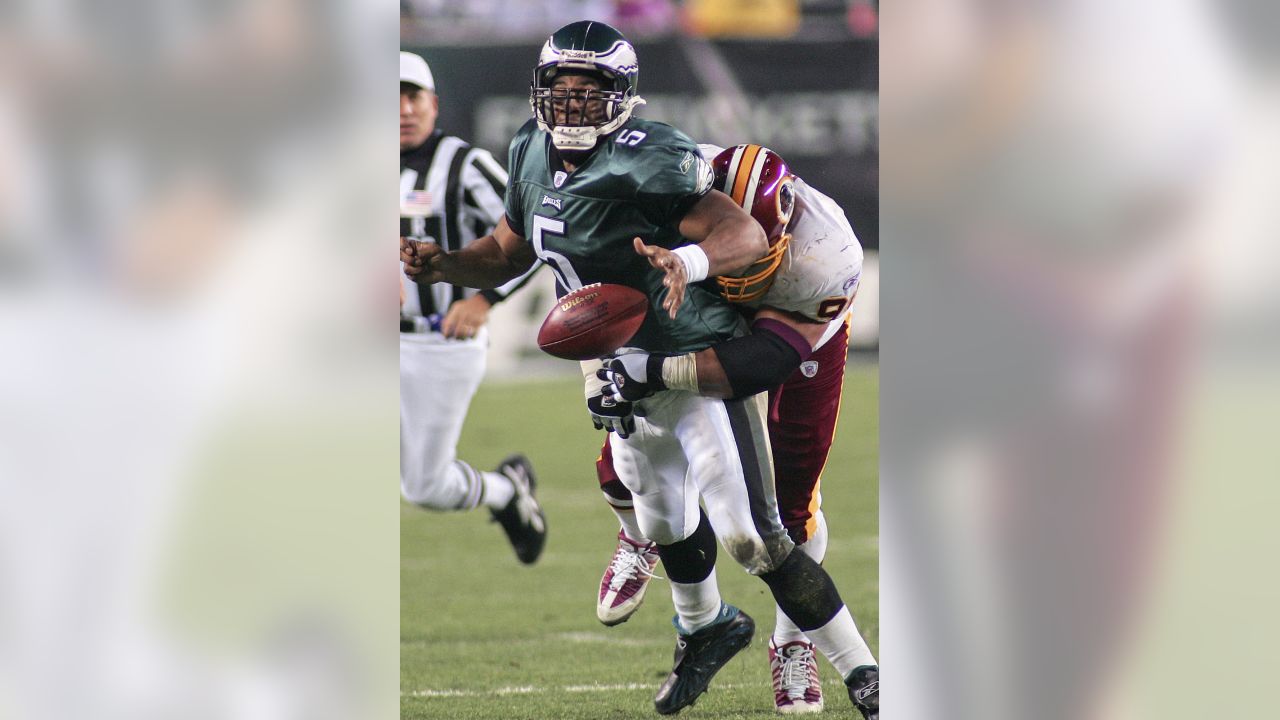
<box><xmin>721</xmin><ymin>531</ymin><xmax>794</xmax><ymax>575</ymax></box>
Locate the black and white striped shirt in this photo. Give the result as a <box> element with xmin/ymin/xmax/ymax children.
<box><xmin>400</xmin><ymin>130</ymin><xmax>537</xmax><ymax>322</ymax></box>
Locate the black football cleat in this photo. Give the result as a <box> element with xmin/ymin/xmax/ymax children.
<box><xmin>490</xmin><ymin>454</ymin><xmax>547</xmax><ymax>564</ymax></box>
<box><xmin>653</xmin><ymin>605</ymin><xmax>755</xmax><ymax>715</ymax></box>
<box><xmin>845</xmin><ymin>665</ymin><xmax>879</xmax><ymax>719</ymax></box>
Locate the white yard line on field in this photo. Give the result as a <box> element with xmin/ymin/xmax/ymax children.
<box><xmin>553</xmin><ymin>631</ymin><xmax>664</xmax><ymax>647</ymax></box>
<box><xmin>405</xmin><ymin>686</ymin><xmax>541</xmax><ymax>698</ymax></box>
<box><xmin>402</xmin><ymin>684</ymin><xmax>657</xmax><ymax>698</ymax></box>
<box><xmin>404</xmin><ymin>679</ymin><xmax>851</xmax><ymax>698</ymax></box>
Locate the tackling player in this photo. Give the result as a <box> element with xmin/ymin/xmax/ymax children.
<box><xmin>594</xmin><ymin>144</ymin><xmax>878</xmax><ymax>716</ymax></box>
<box><xmin>401</xmin><ymin>21</ymin><xmax>874</xmax><ymax>718</ymax></box>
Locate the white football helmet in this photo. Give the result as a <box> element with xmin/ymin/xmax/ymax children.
<box><xmin>530</xmin><ymin>21</ymin><xmax>645</xmax><ymax>152</ymax></box>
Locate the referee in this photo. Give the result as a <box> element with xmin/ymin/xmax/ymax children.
<box><xmin>399</xmin><ymin>51</ymin><xmax>547</xmax><ymax>564</ymax></box>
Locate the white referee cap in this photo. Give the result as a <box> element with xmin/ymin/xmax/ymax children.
<box><xmin>400</xmin><ymin>52</ymin><xmax>435</xmax><ymax>92</ymax></box>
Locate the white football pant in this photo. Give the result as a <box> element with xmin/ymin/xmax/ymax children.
<box><xmin>610</xmin><ymin>389</ymin><xmax>794</xmax><ymax>575</ymax></box>
<box><xmin>400</xmin><ymin>329</ymin><xmax>488</xmax><ymax>510</ymax></box>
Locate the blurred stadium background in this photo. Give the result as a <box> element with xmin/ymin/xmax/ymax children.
<box><xmin>401</xmin><ymin>2</ymin><xmax>880</xmax><ymax>718</ymax></box>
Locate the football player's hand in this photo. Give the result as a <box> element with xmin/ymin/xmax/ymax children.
<box><xmin>586</xmin><ymin>392</ymin><xmax>636</xmax><ymax>438</ymax></box>
<box><xmin>599</xmin><ymin>353</ymin><xmax>667</xmax><ymax>403</ymax></box>
<box><xmin>400</xmin><ymin>236</ymin><xmax>420</xmax><ymax>266</ymax></box>
<box><xmin>401</xmin><ymin>237</ymin><xmax>444</xmax><ymax>282</ymax></box>
<box><xmin>442</xmin><ymin>294</ymin><xmax>491</xmax><ymax>340</ymax></box>
<box><xmin>633</xmin><ymin>237</ymin><xmax>687</xmax><ymax>319</ymax></box>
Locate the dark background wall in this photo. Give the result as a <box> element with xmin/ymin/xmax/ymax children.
<box><xmin>408</xmin><ymin>37</ymin><xmax>879</xmax><ymax>248</ymax></box>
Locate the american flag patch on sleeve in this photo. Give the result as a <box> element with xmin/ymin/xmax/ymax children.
<box><xmin>401</xmin><ymin>191</ymin><xmax>434</xmax><ymax>216</ymax></box>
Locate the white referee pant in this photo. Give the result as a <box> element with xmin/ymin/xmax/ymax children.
<box><xmin>400</xmin><ymin>327</ymin><xmax>488</xmax><ymax>510</ymax></box>
<box><xmin>610</xmin><ymin>389</ymin><xmax>795</xmax><ymax>575</ymax></box>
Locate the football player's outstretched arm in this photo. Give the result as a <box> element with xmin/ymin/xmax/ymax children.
<box><xmin>678</xmin><ymin>189</ymin><xmax>768</xmax><ymax>272</ymax></box>
<box><xmin>402</xmin><ymin>216</ymin><xmax>537</xmax><ymax>288</ymax></box>
<box><xmin>678</xmin><ymin>307</ymin><xmax>827</xmax><ymax>398</ymax></box>
<box><xmin>635</xmin><ymin>190</ymin><xmax>766</xmax><ymax>318</ymax></box>
<box><xmin>600</xmin><ymin>306</ymin><xmax>827</xmax><ymax>401</ymax></box>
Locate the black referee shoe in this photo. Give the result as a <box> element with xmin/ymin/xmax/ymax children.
<box><xmin>490</xmin><ymin>454</ymin><xmax>547</xmax><ymax>564</ymax></box>
<box><xmin>845</xmin><ymin>665</ymin><xmax>880</xmax><ymax>719</ymax></box>
<box><xmin>654</xmin><ymin>605</ymin><xmax>755</xmax><ymax>715</ymax></box>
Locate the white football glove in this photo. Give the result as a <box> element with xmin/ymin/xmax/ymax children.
<box><xmin>600</xmin><ymin>353</ymin><xmax>668</xmax><ymax>403</ymax></box>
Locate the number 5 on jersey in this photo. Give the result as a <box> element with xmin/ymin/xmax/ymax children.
<box><xmin>531</xmin><ymin>215</ymin><xmax>583</xmax><ymax>291</ymax></box>
<box><xmin>615</xmin><ymin>129</ymin><xmax>646</xmax><ymax>147</ymax></box>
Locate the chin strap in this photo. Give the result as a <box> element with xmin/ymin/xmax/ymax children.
<box><xmin>550</xmin><ymin>125</ymin><xmax>600</xmax><ymax>152</ymax></box>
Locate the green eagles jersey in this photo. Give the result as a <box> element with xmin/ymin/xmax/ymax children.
<box><xmin>505</xmin><ymin>117</ymin><xmax>745</xmax><ymax>354</ymax></box>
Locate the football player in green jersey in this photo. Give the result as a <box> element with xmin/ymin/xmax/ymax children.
<box><xmin>401</xmin><ymin>20</ymin><xmax>874</xmax><ymax>717</ymax></box>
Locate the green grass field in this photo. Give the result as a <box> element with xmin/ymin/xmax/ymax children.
<box><xmin>402</xmin><ymin>364</ymin><xmax>878</xmax><ymax>719</ymax></box>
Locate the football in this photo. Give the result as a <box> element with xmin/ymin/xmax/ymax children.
<box><xmin>537</xmin><ymin>283</ymin><xmax>648</xmax><ymax>360</ymax></box>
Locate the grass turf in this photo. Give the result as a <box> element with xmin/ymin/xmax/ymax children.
<box><xmin>402</xmin><ymin>365</ymin><xmax>878</xmax><ymax>719</ymax></box>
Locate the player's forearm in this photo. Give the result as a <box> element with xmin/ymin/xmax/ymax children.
<box><xmin>659</xmin><ymin>319</ymin><xmax>814</xmax><ymax>400</ymax></box>
<box><xmin>697</xmin><ymin>214</ymin><xmax>767</xmax><ymax>277</ymax></box>
<box><xmin>664</xmin><ymin>347</ymin><xmax>789</xmax><ymax>400</ymax></box>
<box><xmin>684</xmin><ymin>349</ymin><xmax>733</xmax><ymax>399</ymax></box>
<box><xmin>432</xmin><ymin>236</ymin><xmax>530</xmax><ymax>289</ymax></box>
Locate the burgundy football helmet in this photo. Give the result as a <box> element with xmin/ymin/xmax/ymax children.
<box><xmin>711</xmin><ymin>144</ymin><xmax>796</xmax><ymax>302</ymax></box>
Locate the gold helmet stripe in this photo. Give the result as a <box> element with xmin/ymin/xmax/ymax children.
<box><xmin>730</xmin><ymin>144</ymin><xmax>762</xmax><ymax>207</ymax></box>
<box><xmin>722</xmin><ymin>144</ymin><xmax>747</xmax><ymax>202</ymax></box>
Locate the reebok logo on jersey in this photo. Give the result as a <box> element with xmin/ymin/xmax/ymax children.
<box><xmin>541</xmin><ymin>195</ymin><xmax>563</xmax><ymax>211</ymax></box>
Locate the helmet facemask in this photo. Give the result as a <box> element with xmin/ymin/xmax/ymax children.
<box><xmin>532</xmin><ymin>69</ymin><xmax>638</xmax><ymax>152</ymax></box>
<box><xmin>718</xmin><ymin>231</ymin><xmax>792</xmax><ymax>302</ymax></box>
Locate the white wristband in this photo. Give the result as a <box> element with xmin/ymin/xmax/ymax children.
<box><xmin>671</xmin><ymin>244</ymin><xmax>710</xmax><ymax>283</ymax></box>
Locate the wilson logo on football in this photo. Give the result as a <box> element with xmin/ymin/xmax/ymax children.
<box><xmin>560</xmin><ymin>292</ymin><xmax>600</xmax><ymax>312</ymax></box>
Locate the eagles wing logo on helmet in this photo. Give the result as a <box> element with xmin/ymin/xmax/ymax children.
<box><xmin>530</xmin><ymin>21</ymin><xmax>646</xmax><ymax>152</ymax></box>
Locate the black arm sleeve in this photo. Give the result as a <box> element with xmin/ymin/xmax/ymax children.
<box><xmin>710</xmin><ymin>319</ymin><xmax>813</xmax><ymax>399</ymax></box>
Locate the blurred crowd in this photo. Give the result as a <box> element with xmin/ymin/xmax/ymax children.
<box><xmin>401</xmin><ymin>0</ymin><xmax>878</xmax><ymax>42</ymax></box>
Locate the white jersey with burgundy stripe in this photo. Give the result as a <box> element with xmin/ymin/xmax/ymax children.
<box><xmin>697</xmin><ymin>144</ymin><xmax>863</xmax><ymax>348</ymax></box>
<box><xmin>757</xmin><ymin>178</ymin><xmax>863</xmax><ymax>327</ymax></box>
